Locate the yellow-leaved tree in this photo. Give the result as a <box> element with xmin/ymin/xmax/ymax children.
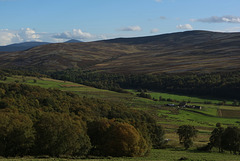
<box><xmin>88</xmin><ymin>118</ymin><xmax>149</xmax><ymax>157</ymax></box>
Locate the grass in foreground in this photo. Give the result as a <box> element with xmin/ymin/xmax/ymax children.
<box><xmin>1</xmin><ymin>149</ymin><xmax>240</xmax><ymax>161</ymax></box>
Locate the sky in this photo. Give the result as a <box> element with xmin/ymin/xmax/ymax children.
<box><xmin>0</xmin><ymin>0</ymin><xmax>240</xmax><ymax>45</ymax></box>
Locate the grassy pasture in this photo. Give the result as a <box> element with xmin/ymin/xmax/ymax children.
<box><xmin>128</xmin><ymin>89</ymin><xmax>240</xmax><ymax>127</ymax></box>
<box><xmin>128</xmin><ymin>89</ymin><xmax>233</xmax><ymax>105</ymax></box>
<box><xmin>158</xmin><ymin>108</ymin><xmax>240</xmax><ymax>127</ymax></box>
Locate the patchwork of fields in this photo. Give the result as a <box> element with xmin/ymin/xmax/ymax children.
<box><xmin>218</xmin><ymin>109</ymin><xmax>240</xmax><ymax>118</ymax></box>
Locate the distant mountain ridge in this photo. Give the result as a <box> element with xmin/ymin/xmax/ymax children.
<box><xmin>104</xmin><ymin>30</ymin><xmax>239</xmax><ymax>45</ymax></box>
<box><xmin>64</xmin><ymin>39</ymin><xmax>82</xmax><ymax>43</ymax></box>
<box><xmin>0</xmin><ymin>40</ymin><xmax>83</xmax><ymax>53</ymax></box>
<box><xmin>0</xmin><ymin>41</ymin><xmax>50</xmax><ymax>52</ymax></box>
<box><xmin>0</xmin><ymin>30</ymin><xmax>240</xmax><ymax>73</ymax></box>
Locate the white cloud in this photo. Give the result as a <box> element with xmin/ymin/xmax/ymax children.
<box><xmin>0</xmin><ymin>29</ymin><xmax>20</xmax><ymax>46</ymax></box>
<box><xmin>0</xmin><ymin>28</ymin><xmax>106</xmax><ymax>46</ymax></box>
<box><xmin>19</xmin><ymin>28</ymin><xmax>40</xmax><ymax>41</ymax></box>
<box><xmin>53</xmin><ymin>29</ymin><xmax>94</xmax><ymax>40</ymax></box>
<box><xmin>155</xmin><ymin>0</ymin><xmax>162</xmax><ymax>2</ymax></box>
<box><xmin>176</xmin><ymin>24</ymin><xmax>193</xmax><ymax>30</ymax></box>
<box><xmin>192</xmin><ymin>16</ymin><xmax>240</xmax><ymax>23</ymax></box>
<box><xmin>0</xmin><ymin>28</ymin><xmax>41</xmax><ymax>46</ymax></box>
<box><xmin>150</xmin><ymin>28</ymin><xmax>159</xmax><ymax>33</ymax></box>
<box><xmin>119</xmin><ymin>26</ymin><xmax>142</xmax><ymax>31</ymax></box>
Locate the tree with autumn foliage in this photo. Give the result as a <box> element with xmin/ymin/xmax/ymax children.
<box><xmin>88</xmin><ymin>119</ymin><xmax>150</xmax><ymax>157</ymax></box>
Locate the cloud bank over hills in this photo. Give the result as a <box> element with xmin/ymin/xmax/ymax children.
<box><xmin>52</xmin><ymin>29</ymin><xmax>94</xmax><ymax>40</ymax></box>
<box><xmin>0</xmin><ymin>28</ymin><xmax>101</xmax><ymax>46</ymax></box>
<box><xmin>0</xmin><ymin>28</ymin><xmax>40</xmax><ymax>46</ymax></box>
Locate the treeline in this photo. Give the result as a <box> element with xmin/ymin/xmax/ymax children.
<box><xmin>0</xmin><ymin>69</ymin><xmax>46</xmax><ymax>78</ymax></box>
<box><xmin>0</xmin><ymin>83</ymin><xmax>165</xmax><ymax>157</ymax></box>
<box><xmin>50</xmin><ymin>69</ymin><xmax>240</xmax><ymax>100</ymax></box>
<box><xmin>176</xmin><ymin>124</ymin><xmax>240</xmax><ymax>155</ymax></box>
<box><xmin>2</xmin><ymin>68</ymin><xmax>240</xmax><ymax>100</ymax></box>
<box><xmin>199</xmin><ymin>123</ymin><xmax>240</xmax><ymax>155</ymax></box>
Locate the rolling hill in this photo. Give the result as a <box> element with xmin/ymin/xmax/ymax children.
<box><xmin>0</xmin><ymin>30</ymin><xmax>240</xmax><ymax>73</ymax></box>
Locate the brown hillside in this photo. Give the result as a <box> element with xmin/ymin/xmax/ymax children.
<box><xmin>0</xmin><ymin>30</ymin><xmax>240</xmax><ymax>73</ymax></box>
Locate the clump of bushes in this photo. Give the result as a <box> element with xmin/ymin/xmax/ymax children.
<box><xmin>137</xmin><ymin>91</ymin><xmax>152</xmax><ymax>99</ymax></box>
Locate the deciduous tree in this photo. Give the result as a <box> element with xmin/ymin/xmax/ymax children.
<box><xmin>34</xmin><ymin>112</ymin><xmax>91</xmax><ymax>156</ymax></box>
<box><xmin>221</xmin><ymin>126</ymin><xmax>240</xmax><ymax>154</ymax></box>
<box><xmin>209</xmin><ymin>123</ymin><xmax>224</xmax><ymax>152</ymax></box>
<box><xmin>88</xmin><ymin>119</ymin><xmax>149</xmax><ymax>157</ymax></box>
<box><xmin>177</xmin><ymin>125</ymin><xmax>198</xmax><ymax>149</ymax></box>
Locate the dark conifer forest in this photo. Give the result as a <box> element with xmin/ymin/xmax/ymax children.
<box><xmin>50</xmin><ymin>69</ymin><xmax>240</xmax><ymax>100</ymax></box>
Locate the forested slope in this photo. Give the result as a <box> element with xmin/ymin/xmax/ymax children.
<box><xmin>0</xmin><ymin>82</ymin><xmax>164</xmax><ymax>157</ymax></box>
<box><xmin>51</xmin><ymin>69</ymin><xmax>240</xmax><ymax>100</ymax></box>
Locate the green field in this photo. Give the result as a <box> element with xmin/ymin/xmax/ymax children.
<box><xmin>128</xmin><ymin>89</ymin><xmax>234</xmax><ymax>105</ymax></box>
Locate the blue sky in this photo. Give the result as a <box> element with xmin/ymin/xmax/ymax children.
<box><xmin>0</xmin><ymin>0</ymin><xmax>240</xmax><ymax>45</ymax></box>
